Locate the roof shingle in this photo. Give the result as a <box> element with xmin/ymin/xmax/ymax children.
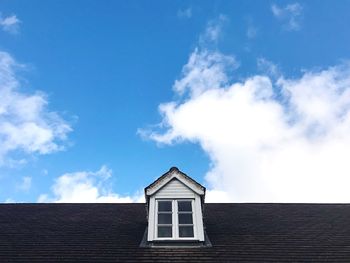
<box><xmin>1</xmin><ymin>203</ymin><xmax>350</xmax><ymax>262</ymax></box>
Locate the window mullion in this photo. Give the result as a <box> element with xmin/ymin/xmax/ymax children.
<box><xmin>174</xmin><ymin>200</ymin><xmax>178</xmax><ymax>239</ymax></box>
<box><xmin>155</xmin><ymin>200</ymin><xmax>157</xmax><ymax>239</ymax></box>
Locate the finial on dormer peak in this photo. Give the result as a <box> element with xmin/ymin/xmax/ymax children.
<box><xmin>169</xmin><ymin>166</ymin><xmax>179</xmax><ymax>172</ymax></box>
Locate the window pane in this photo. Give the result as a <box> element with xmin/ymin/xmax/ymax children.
<box><xmin>158</xmin><ymin>226</ymin><xmax>172</xmax><ymax>238</ymax></box>
<box><xmin>158</xmin><ymin>201</ymin><xmax>172</xmax><ymax>212</ymax></box>
<box><xmin>178</xmin><ymin>201</ymin><xmax>192</xmax><ymax>212</ymax></box>
<box><xmin>179</xmin><ymin>226</ymin><xmax>194</xmax><ymax>237</ymax></box>
<box><xmin>178</xmin><ymin>213</ymin><xmax>193</xmax><ymax>224</ymax></box>
<box><xmin>158</xmin><ymin>213</ymin><xmax>172</xmax><ymax>224</ymax></box>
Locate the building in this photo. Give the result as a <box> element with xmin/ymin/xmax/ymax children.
<box><xmin>1</xmin><ymin>167</ymin><xmax>350</xmax><ymax>262</ymax></box>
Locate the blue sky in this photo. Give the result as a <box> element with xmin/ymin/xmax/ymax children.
<box><xmin>1</xmin><ymin>1</ymin><xmax>350</xmax><ymax>203</ymax></box>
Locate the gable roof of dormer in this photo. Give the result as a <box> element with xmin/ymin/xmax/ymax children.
<box><xmin>144</xmin><ymin>167</ymin><xmax>207</xmax><ymax>243</ymax></box>
<box><xmin>144</xmin><ymin>167</ymin><xmax>206</xmax><ymax>199</ymax></box>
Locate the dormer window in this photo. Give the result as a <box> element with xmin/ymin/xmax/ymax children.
<box><xmin>157</xmin><ymin>200</ymin><xmax>173</xmax><ymax>238</ymax></box>
<box><xmin>177</xmin><ymin>200</ymin><xmax>194</xmax><ymax>238</ymax></box>
<box><xmin>144</xmin><ymin>167</ymin><xmax>206</xmax><ymax>244</ymax></box>
<box><xmin>156</xmin><ymin>199</ymin><xmax>195</xmax><ymax>239</ymax></box>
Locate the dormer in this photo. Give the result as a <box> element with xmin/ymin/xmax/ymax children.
<box><xmin>144</xmin><ymin>167</ymin><xmax>206</xmax><ymax>244</ymax></box>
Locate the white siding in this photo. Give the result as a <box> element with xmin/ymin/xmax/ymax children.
<box><xmin>155</xmin><ymin>179</ymin><xmax>195</xmax><ymax>198</ymax></box>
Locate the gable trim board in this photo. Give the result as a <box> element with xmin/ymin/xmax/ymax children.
<box><xmin>145</xmin><ymin>167</ymin><xmax>205</xmax><ymax>197</ymax></box>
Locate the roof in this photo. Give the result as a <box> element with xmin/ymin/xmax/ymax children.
<box><xmin>1</xmin><ymin>203</ymin><xmax>350</xmax><ymax>262</ymax></box>
<box><xmin>144</xmin><ymin>167</ymin><xmax>205</xmax><ymax>197</ymax></box>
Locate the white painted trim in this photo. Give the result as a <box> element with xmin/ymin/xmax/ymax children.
<box><xmin>174</xmin><ymin>200</ymin><xmax>178</xmax><ymax>239</ymax></box>
<box><xmin>146</xmin><ymin>172</ymin><xmax>204</xmax><ymax>196</ymax></box>
<box><xmin>147</xmin><ymin>196</ymin><xmax>156</xmax><ymax>241</ymax></box>
<box><xmin>194</xmin><ymin>195</ymin><xmax>205</xmax><ymax>241</ymax></box>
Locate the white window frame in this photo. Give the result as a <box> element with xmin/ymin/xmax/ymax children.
<box><xmin>155</xmin><ymin>199</ymin><xmax>197</xmax><ymax>240</ymax></box>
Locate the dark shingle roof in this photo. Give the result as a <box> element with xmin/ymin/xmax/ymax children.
<box><xmin>1</xmin><ymin>203</ymin><xmax>350</xmax><ymax>262</ymax></box>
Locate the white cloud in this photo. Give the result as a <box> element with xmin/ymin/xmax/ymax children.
<box><xmin>199</xmin><ymin>15</ymin><xmax>228</xmax><ymax>44</ymax></box>
<box><xmin>0</xmin><ymin>51</ymin><xmax>72</xmax><ymax>166</ymax></box>
<box><xmin>245</xmin><ymin>17</ymin><xmax>258</xmax><ymax>40</ymax></box>
<box><xmin>17</xmin><ymin>176</ymin><xmax>32</xmax><ymax>191</ymax></box>
<box><xmin>206</xmin><ymin>189</ymin><xmax>232</xmax><ymax>203</ymax></box>
<box><xmin>246</xmin><ymin>25</ymin><xmax>257</xmax><ymax>39</ymax></box>
<box><xmin>0</xmin><ymin>14</ymin><xmax>20</xmax><ymax>34</ymax></box>
<box><xmin>257</xmin><ymin>57</ymin><xmax>280</xmax><ymax>78</ymax></box>
<box><xmin>145</xmin><ymin>44</ymin><xmax>350</xmax><ymax>202</ymax></box>
<box><xmin>177</xmin><ymin>8</ymin><xmax>192</xmax><ymax>19</ymax></box>
<box><xmin>271</xmin><ymin>3</ymin><xmax>303</xmax><ymax>31</ymax></box>
<box><xmin>38</xmin><ymin>166</ymin><xmax>144</xmax><ymax>203</ymax></box>
<box><xmin>173</xmin><ymin>48</ymin><xmax>238</xmax><ymax>97</ymax></box>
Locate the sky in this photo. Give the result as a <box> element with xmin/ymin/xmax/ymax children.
<box><xmin>1</xmin><ymin>1</ymin><xmax>350</xmax><ymax>203</ymax></box>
